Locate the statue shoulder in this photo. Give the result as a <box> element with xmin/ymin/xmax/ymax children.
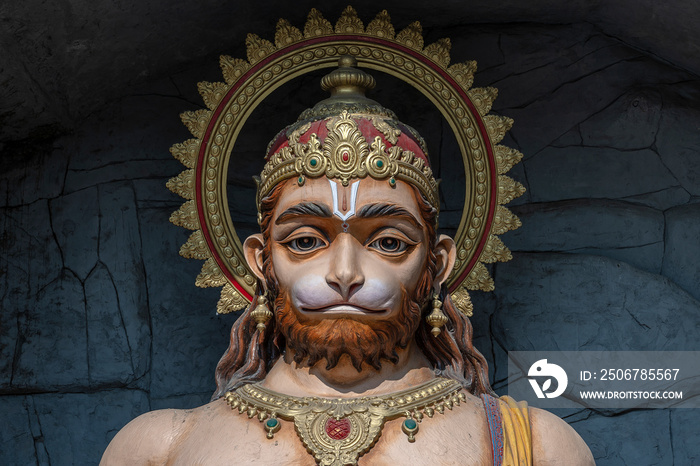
<box><xmin>100</xmin><ymin>399</ymin><xmax>265</xmax><ymax>465</ymax></box>
<box><xmin>529</xmin><ymin>407</ymin><xmax>595</xmax><ymax>466</ymax></box>
<box><xmin>100</xmin><ymin>406</ymin><xmax>196</xmax><ymax>465</ymax></box>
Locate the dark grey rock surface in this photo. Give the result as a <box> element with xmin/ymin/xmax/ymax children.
<box><xmin>572</xmin><ymin>409</ymin><xmax>673</xmax><ymax>465</ymax></box>
<box><xmin>492</xmin><ymin>254</ymin><xmax>700</xmax><ymax>354</ymax></box>
<box><xmin>527</xmin><ymin>147</ymin><xmax>679</xmax><ymax>202</ymax></box>
<box><xmin>3</xmin><ymin>1</ymin><xmax>700</xmax><ymax>143</ymax></box>
<box><xmin>503</xmin><ymin>200</ymin><xmax>665</xmax><ymax>273</ymax></box>
<box><xmin>663</xmin><ymin>204</ymin><xmax>700</xmax><ymax>302</ymax></box>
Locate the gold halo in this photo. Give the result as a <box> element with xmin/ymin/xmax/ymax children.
<box><xmin>167</xmin><ymin>6</ymin><xmax>525</xmax><ymax>316</ymax></box>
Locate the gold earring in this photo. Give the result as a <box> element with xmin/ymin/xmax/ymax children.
<box><xmin>426</xmin><ymin>294</ymin><xmax>448</xmax><ymax>337</ymax></box>
<box><xmin>251</xmin><ymin>294</ymin><xmax>272</xmax><ymax>331</ymax></box>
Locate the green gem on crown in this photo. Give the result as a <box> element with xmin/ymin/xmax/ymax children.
<box><xmin>376</xmin><ymin>160</ymin><xmax>384</xmax><ymax>168</ymax></box>
<box><xmin>309</xmin><ymin>158</ymin><xmax>317</xmax><ymax>166</ymax></box>
<box><xmin>266</xmin><ymin>418</ymin><xmax>279</xmax><ymax>428</ymax></box>
<box><xmin>403</xmin><ymin>419</ymin><xmax>417</xmax><ymax>430</ymax></box>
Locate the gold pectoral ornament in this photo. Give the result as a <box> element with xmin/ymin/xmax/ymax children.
<box><xmin>224</xmin><ymin>377</ymin><xmax>465</xmax><ymax>465</ymax></box>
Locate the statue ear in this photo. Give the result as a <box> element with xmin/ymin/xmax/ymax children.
<box><xmin>243</xmin><ymin>233</ymin><xmax>266</xmax><ymax>284</ymax></box>
<box><xmin>433</xmin><ymin>234</ymin><xmax>457</xmax><ymax>292</ymax></box>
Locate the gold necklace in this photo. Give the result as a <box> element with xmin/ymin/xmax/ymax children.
<box><xmin>224</xmin><ymin>377</ymin><xmax>465</xmax><ymax>466</ymax></box>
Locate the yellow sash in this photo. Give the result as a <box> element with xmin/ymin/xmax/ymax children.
<box><xmin>498</xmin><ymin>396</ymin><xmax>532</xmax><ymax>466</ymax></box>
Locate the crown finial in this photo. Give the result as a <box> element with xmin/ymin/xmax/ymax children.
<box><xmin>296</xmin><ymin>55</ymin><xmax>393</xmax><ymax>122</ymax></box>
<box><xmin>320</xmin><ymin>55</ymin><xmax>376</xmax><ymax>97</ymax></box>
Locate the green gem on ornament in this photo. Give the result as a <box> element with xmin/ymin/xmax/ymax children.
<box><xmin>264</xmin><ymin>417</ymin><xmax>281</xmax><ymax>439</ymax></box>
<box><xmin>376</xmin><ymin>160</ymin><xmax>384</xmax><ymax>168</ymax></box>
<box><xmin>401</xmin><ymin>417</ymin><xmax>419</xmax><ymax>443</ymax></box>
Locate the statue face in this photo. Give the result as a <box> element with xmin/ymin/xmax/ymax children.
<box><xmin>269</xmin><ymin>176</ymin><xmax>430</xmax><ymax>323</ymax></box>
<box><xmin>244</xmin><ymin>176</ymin><xmax>456</xmax><ymax>370</ymax></box>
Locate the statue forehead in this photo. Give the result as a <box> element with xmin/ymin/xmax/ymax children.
<box><xmin>271</xmin><ymin>176</ymin><xmax>424</xmax><ymax>221</ymax></box>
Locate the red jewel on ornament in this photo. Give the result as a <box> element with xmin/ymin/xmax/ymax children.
<box><xmin>325</xmin><ymin>417</ymin><xmax>351</xmax><ymax>440</ymax></box>
<box><xmin>342</xmin><ymin>151</ymin><xmax>349</xmax><ymax>162</ymax></box>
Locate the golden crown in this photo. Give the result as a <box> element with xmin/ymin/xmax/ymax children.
<box><xmin>255</xmin><ymin>56</ymin><xmax>439</xmax><ymax>212</ymax></box>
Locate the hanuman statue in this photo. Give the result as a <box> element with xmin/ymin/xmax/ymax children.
<box><xmin>102</xmin><ymin>9</ymin><xmax>594</xmax><ymax>464</ymax></box>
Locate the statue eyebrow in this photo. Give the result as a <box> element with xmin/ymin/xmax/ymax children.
<box><xmin>356</xmin><ymin>203</ymin><xmax>421</xmax><ymax>228</ymax></box>
<box><xmin>275</xmin><ymin>202</ymin><xmax>332</xmax><ymax>224</ymax></box>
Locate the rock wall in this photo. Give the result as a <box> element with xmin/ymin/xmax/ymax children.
<box><xmin>1</xmin><ymin>23</ymin><xmax>699</xmax><ymax>465</ymax></box>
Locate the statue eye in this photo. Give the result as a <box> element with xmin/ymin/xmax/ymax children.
<box><xmin>288</xmin><ymin>236</ymin><xmax>324</xmax><ymax>253</ymax></box>
<box><xmin>369</xmin><ymin>237</ymin><xmax>408</xmax><ymax>254</ymax></box>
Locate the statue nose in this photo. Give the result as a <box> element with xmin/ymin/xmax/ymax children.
<box><xmin>325</xmin><ymin>234</ymin><xmax>365</xmax><ymax>300</ymax></box>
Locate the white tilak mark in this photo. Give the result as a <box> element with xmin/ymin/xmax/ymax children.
<box><xmin>329</xmin><ymin>180</ymin><xmax>360</xmax><ymax>232</ymax></box>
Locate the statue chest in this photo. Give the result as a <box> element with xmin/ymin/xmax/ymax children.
<box><xmin>172</xmin><ymin>400</ymin><xmax>492</xmax><ymax>465</ymax></box>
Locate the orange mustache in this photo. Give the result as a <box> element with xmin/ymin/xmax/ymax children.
<box><xmin>274</xmin><ymin>287</ymin><xmax>422</xmax><ymax>372</ymax></box>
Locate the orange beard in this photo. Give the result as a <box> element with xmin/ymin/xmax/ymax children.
<box><xmin>274</xmin><ymin>288</ymin><xmax>424</xmax><ymax>372</ymax></box>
